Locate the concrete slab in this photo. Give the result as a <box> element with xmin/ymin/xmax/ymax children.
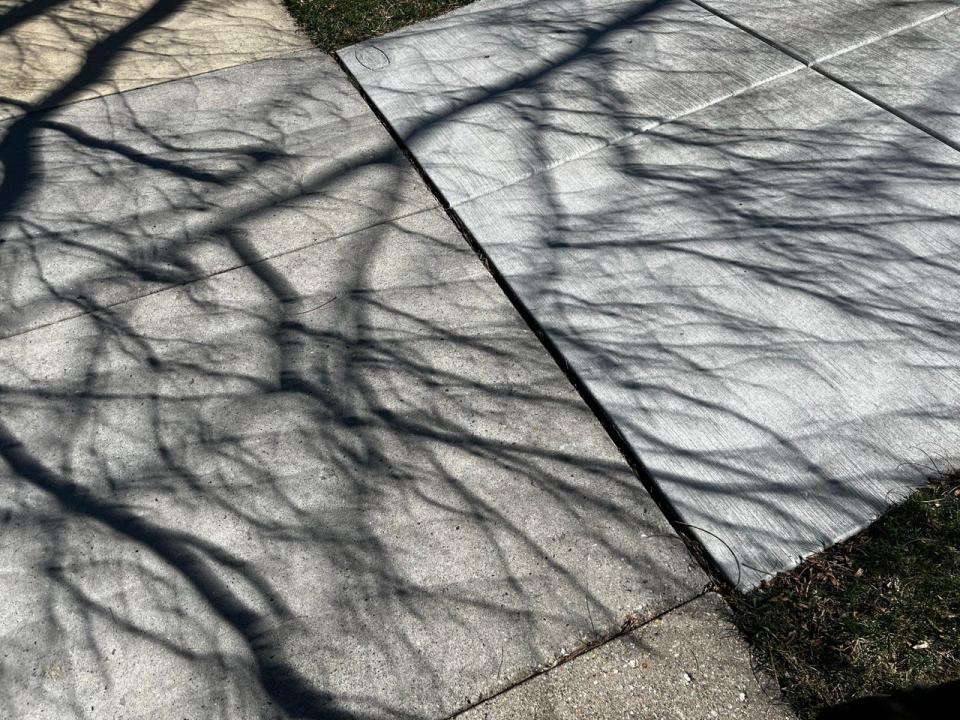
<box><xmin>448</xmin><ymin>68</ymin><xmax>960</xmax><ymax>587</ymax></box>
<box><xmin>0</xmin><ymin>51</ymin><xmax>437</xmax><ymax>339</ymax></box>
<box><xmin>0</xmin><ymin>58</ymin><xmax>705</xmax><ymax>720</ymax></box>
<box><xmin>0</xmin><ymin>208</ymin><xmax>705</xmax><ymax>718</ymax></box>
<box><xmin>695</xmin><ymin>0</ymin><xmax>958</xmax><ymax>63</ymax></box>
<box><xmin>340</xmin><ymin>0</ymin><xmax>801</xmax><ymax>204</ymax></box>
<box><xmin>818</xmin><ymin>8</ymin><xmax>960</xmax><ymax>146</ymax></box>
<box><xmin>0</xmin><ymin>0</ymin><xmax>309</xmax><ymax>118</ymax></box>
<box><xmin>458</xmin><ymin>594</ymin><xmax>795</xmax><ymax>720</ymax></box>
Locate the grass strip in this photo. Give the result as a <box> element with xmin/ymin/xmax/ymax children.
<box><xmin>284</xmin><ymin>0</ymin><xmax>475</xmax><ymax>50</ymax></box>
<box><xmin>729</xmin><ymin>472</ymin><xmax>960</xmax><ymax>719</ymax></box>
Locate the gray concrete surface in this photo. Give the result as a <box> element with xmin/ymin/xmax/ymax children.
<box><xmin>345</xmin><ymin>1</ymin><xmax>960</xmax><ymax>587</ymax></box>
<box><xmin>0</xmin><ymin>50</ymin><xmax>709</xmax><ymax>719</ymax></box>
<box><xmin>696</xmin><ymin>0</ymin><xmax>957</xmax><ymax>63</ymax></box>
<box><xmin>340</xmin><ymin>0</ymin><xmax>801</xmax><ymax>204</ymax></box>
<box><xmin>458</xmin><ymin>594</ymin><xmax>794</xmax><ymax>720</ymax></box>
<box><xmin>819</xmin><ymin>8</ymin><xmax>960</xmax><ymax>145</ymax></box>
<box><xmin>0</xmin><ymin>51</ymin><xmax>436</xmax><ymax>339</ymax></box>
<box><xmin>451</xmin><ymin>67</ymin><xmax>960</xmax><ymax>587</ymax></box>
<box><xmin>0</xmin><ymin>0</ymin><xmax>309</xmax><ymax>119</ymax></box>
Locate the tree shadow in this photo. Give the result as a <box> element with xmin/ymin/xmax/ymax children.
<box><xmin>817</xmin><ymin>679</ymin><xmax>960</xmax><ymax>720</ymax></box>
<box><xmin>0</xmin><ymin>2</ymin><xmax>717</xmax><ymax>719</ymax></box>
<box><xmin>341</xmin><ymin>0</ymin><xmax>960</xmax><ymax>588</ymax></box>
<box><xmin>4</xmin><ymin>0</ymin><xmax>957</xmax><ymax>717</ymax></box>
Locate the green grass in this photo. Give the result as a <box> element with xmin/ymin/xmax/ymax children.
<box><xmin>728</xmin><ymin>472</ymin><xmax>960</xmax><ymax>719</ymax></box>
<box><xmin>284</xmin><ymin>0</ymin><xmax>475</xmax><ymax>51</ymax></box>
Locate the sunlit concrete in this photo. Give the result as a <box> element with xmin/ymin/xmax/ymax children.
<box><xmin>695</xmin><ymin>0</ymin><xmax>957</xmax><ymax>63</ymax></box>
<box><xmin>459</xmin><ymin>594</ymin><xmax>795</xmax><ymax>720</ymax></box>
<box><xmin>344</xmin><ymin>0</ymin><xmax>960</xmax><ymax>587</ymax></box>
<box><xmin>340</xmin><ymin>0</ymin><xmax>801</xmax><ymax>204</ymax></box>
<box><xmin>818</xmin><ymin>7</ymin><xmax>960</xmax><ymax>146</ymax></box>
<box><xmin>0</xmin><ymin>51</ymin><xmax>435</xmax><ymax>339</ymax></box>
<box><xmin>0</xmin><ymin>50</ymin><xmax>707</xmax><ymax>719</ymax></box>
<box><xmin>0</xmin><ymin>0</ymin><xmax>309</xmax><ymax>119</ymax></box>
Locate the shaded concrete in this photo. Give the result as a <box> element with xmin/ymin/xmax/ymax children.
<box><xmin>0</xmin><ymin>0</ymin><xmax>309</xmax><ymax>118</ymax></box>
<box><xmin>0</xmin><ymin>51</ymin><xmax>435</xmax><ymax>339</ymax></box>
<box><xmin>695</xmin><ymin>0</ymin><xmax>957</xmax><ymax>63</ymax></box>
<box><xmin>450</xmin><ymin>67</ymin><xmax>960</xmax><ymax>588</ymax></box>
<box><xmin>0</xmin><ymin>51</ymin><xmax>706</xmax><ymax>719</ymax></box>
<box><xmin>458</xmin><ymin>594</ymin><xmax>795</xmax><ymax>720</ymax></box>
<box><xmin>340</xmin><ymin>0</ymin><xmax>801</xmax><ymax>204</ymax></box>
<box><xmin>818</xmin><ymin>8</ymin><xmax>960</xmax><ymax>145</ymax></box>
<box><xmin>344</xmin><ymin>0</ymin><xmax>960</xmax><ymax>587</ymax></box>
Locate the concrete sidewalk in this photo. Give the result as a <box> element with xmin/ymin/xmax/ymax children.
<box><xmin>0</xmin><ymin>0</ymin><xmax>310</xmax><ymax>118</ymax></box>
<box><xmin>343</xmin><ymin>0</ymin><xmax>960</xmax><ymax>588</ymax></box>
<box><xmin>0</xmin><ymin>4</ymin><xmax>789</xmax><ymax>718</ymax></box>
<box><xmin>459</xmin><ymin>594</ymin><xmax>789</xmax><ymax>720</ymax></box>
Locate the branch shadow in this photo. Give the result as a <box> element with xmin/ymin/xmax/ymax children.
<box><xmin>0</xmin><ymin>2</ymin><xmax>718</xmax><ymax>719</ymax></box>
<box><xmin>4</xmin><ymin>0</ymin><xmax>957</xmax><ymax>717</ymax></box>
<box><xmin>339</xmin><ymin>0</ymin><xmax>960</xmax><ymax>586</ymax></box>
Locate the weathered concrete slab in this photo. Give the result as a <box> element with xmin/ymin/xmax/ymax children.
<box><xmin>0</xmin><ymin>0</ymin><xmax>309</xmax><ymax>118</ymax></box>
<box><xmin>696</xmin><ymin>0</ymin><xmax>958</xmax><ymax>63</ymax></box>
<box><xmin>340</xmin><ymin>0</ymin><xmax>801</xmax><ymax>204</ymax></box>
<box><xmin>0</xmin><ymin>51</ymin><xmax>437</xmax><ymax>339</ymax></box>
<box><xmin>0</xmin><ymin>54</ymin><xmax>705</xmax><ymax>719</ymax></box>
<box><xmin>0</xmin><ymin>209</ymin><xmax>705</xmax><ymax>719</ymax></box>
<box><xmin>459</xmin><ymin>594</ymin><xmax>795</xmax><ymax>720</ymax></box>
<box><xmin>447</xmin><ymin>68</ymin><xmax>960</xmax><ymax>587</ymax></box>
<box><xmin>818</xmin><ymin>8</ymin><xmax>960</xmax><ymax>146</ymax></box>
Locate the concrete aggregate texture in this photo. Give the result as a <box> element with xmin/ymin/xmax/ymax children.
<box><xmin>343</xmin><ymin>0</ymin><xmax>960</xmax><ymax>587</ymax></box>
<box><xmin>5</xmin><ymin>0</ymin><xmax>959</xmax><ymax>716</ymax></box>
<box><xmin>0</xmin><ymin>48</ymin><xmax>706</xmax><ymax>720</ymax></box>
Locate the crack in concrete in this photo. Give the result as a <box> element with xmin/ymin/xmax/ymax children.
<box><xmin>687</xmin><ymin>0</ymin><xmax>960</xmax><ymax>153</ymax></box>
